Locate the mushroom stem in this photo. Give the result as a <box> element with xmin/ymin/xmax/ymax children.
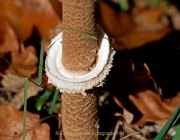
<box><xmin>62</xmin><ymin>0</ymin><xmax>99</xmax><ymax>139</ymax></box>
<box><xmin>62</xmin><ymin>92</ymin><xmax>98</xmax><ymax>140</ymax></box>
<box><xmin>62</xmin><ymin>0</ymin><xmax>98</xmax><ymax>73</ymax></box>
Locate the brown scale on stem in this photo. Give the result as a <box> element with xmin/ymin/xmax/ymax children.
<box><xmin>62</xmin><ymin>0</ymin><xmax>98</xmax><ymax>73</ymax></box>
<box><xmin>62</xmin><ymin>92</ymin><xmax>98</xmax><ymax>140</ymax></box>
<box><xmin>61</xmin><ymin>0</ymin><xmax>99</xmax><ymax>139</ymax></box>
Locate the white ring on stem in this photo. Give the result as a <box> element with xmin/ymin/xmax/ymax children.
<box><xmin>45</xmin><ymin>32</ymin><xmax>115</xmax><ymax>94</ymax></box>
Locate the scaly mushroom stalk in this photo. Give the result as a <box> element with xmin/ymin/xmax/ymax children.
<box><xmin>45</xmin><ymin>0</ymin><xmax>115</xmax><ymax>139</ymax></box>
<box><xmin>62</xmin><ymin>0</ymin><xmax>98</xmax><ymax>139</ymax></box>
<box><xmin>62</xmin><ymin>0</ymin><xmax>98</xmax><ymax>73</ymax></box>
<box><xmin>62</xmin><ymin>92</ymin><xmax>98</xmax><ymax>140</ymax></box>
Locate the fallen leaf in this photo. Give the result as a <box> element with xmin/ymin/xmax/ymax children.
<box><xmin>115</xmin><ymin>90</ymin><xmax>180</xmax><ymax>126</ymax></box>
<box><xmin>0</xmin><ymin>0</ymin><xmax>60</xmax><ymax>42</ymax></box>
<box><xmin>97</xmin><ymin>0</ymin><xmax>135</xmax><ymax>37</ymax></box>
<box><xmin>97</xmin><ymin>1</ymin><xmax>171</xmax><ymax>50</ymax></box>
<box><xmin>123</xmin><ymin>108</ymin><xmax>134</xmax><ymax>124</ymax></box>
<box><xmin>0</xmin><ymin>53</ymin><xmax>11</xmax><ymax>73</ymax></box>
<box><xmin>42</xmin><ymin>74</ymin><xmax>55</xmax><ymax>90</ymax></box>
<box><xmin>128</xmin><ymin>90</ymin><xmax>172</xmax><ymax>125</ymax></box>
<box><xmin>162</xmin><ymin>94</ymin><xmax>180</xmax><ymax>112</ymax></box>
<box><xmin>0</xmin><ymin>15</ymin><xmax>19</xmax><ymax>53</ymax></box>
<box><xmin>171</xmin><ymin>12</ymin><xmax>180</xmax><ymax>30</ymax></box>
<box><xmin>0</xmin><ymin>104</ymin><xmax>50</xmax><ymax>140</ymax></box>
<box><xmin>11</xmin><ymin>45</ymin><xmax>38</xmax><ymax>77</ymax></box>
<box><xmin>49</xmin><ymin>0</ymin><xmax>62</xmax><ymax>19</ymax></box>
<box><xmin>113</xmin><ymin>28</ymin><xmax>171</xmax><ymax>50</ymax></box>
<box><xmin>114</xmin><ymin>8</ymin><xmax>171</xmax><ymax>50</ymax></box>
<box><xmin>133</xmin><ymin>8</ymin><xmax>169</xmax><ymax>31</ymax></box>
<box><xmin>0</xmin><ymin>73</ymin><xmax>42</xmax><ymax>109</ymax></box>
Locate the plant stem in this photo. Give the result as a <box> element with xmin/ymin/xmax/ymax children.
<box><xmin>155</xmin><ymin>106</ymin><xmax>180</xmax><ymax>140</ymax></box>
<box><xmin>49</xmin><ymin>89</ymin><xmax>59</xmax><ymax>114</ymax></box>
<box><xmin>38</xmin><ymin>37</ymin><xmax>45</xmax><ymax>86</ymax></box>
<box><xmin>23</xmin><ymin>78</ymin><xmax>28</xmax><ymax>140</ymax></box>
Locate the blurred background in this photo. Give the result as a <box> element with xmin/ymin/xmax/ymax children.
<box><xmin>0</xmin><ymin>0</ymin><xmax>179</xmax><ymax>139</ymax></box>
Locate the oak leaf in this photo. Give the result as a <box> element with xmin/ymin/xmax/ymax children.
<box><xmin>0</xmin><ymin>15</ymin><xmax>19</xmax><ymax>53</ymax></box>
<box><xmin>115</xmin><ymin>90</ymin><xmax>180</xmax><ymax>126</ymax></box>
<box><xmin>97</xmin><ymin>1</ymin><xmax>171</xmax><ymax>49</ymax></box>
<box><xmin>0</xmin><ymin>104</ymin><xmax>50</xmax><ymax>140</ymax></box>
<box><xmin>0</xmin><ymin>73</ymin><xmax>42</xmax><ymax>109</ymax></box>
<box><xmin>10</xmin><ymin>45</ymin><xmax>38</xmax><ymax>77</ymax></box>
<box><xmin>0</xmin><ymin>0</ymin><xmax>60</xmax><ymax>42</ymax></box>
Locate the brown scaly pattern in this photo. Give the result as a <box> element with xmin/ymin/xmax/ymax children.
<box><xmin>61</xmin><ymin>0</ymin><xmax>99</xmax><ymax>139</ymax></box>
<box><xmin>61</xmin><ymin>93</ymin><xmax>99</xmax><ymax>140</ymax></box>
<box><xmin>62</xmin><ymin>0</ymin><xmax>98</xmax><ymax>73</ymax></box>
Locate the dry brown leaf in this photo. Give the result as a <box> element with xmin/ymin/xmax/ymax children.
<box><xmin>171</xmin><ymin>12</ymin><xmax>180</xmax><ymax>30</ymax></box>
<box><xmin>42</xmin><ymin>74</ymin><xmax>55</xmax><ymax>90</ymax></box>
<box><xmin>0</xmin><ymin>15</ymin><xmax>19</xmax><ymax>53</ymax></box>
<box><xmin>162</xmin><ymin>94</ymin><xmax>180</xmax><ymax>112</ymax></box>
<box><xmin>0</xmin><ymin>73</ymin><xmax>42</xmax><ymax>109</ymax></box>
<box><xmin>97</xmin><ymin>1</ymin><xmax>171</xmax><ymax>49</ymax></box>
<box><xmin>0</xmin><ymin>104</ymin><xmax>50</xmax><ymax>140</ymax></box>
<box><xmin>128</xmin><ymin>90</ymin><xmax>172</xmax><ymax>125</ymax></box>
<box><xmin>114</xmin><ymin>8</ymin><xmax>171</xmax><ymax>49</ymax></box>
<box><xmin>133</xmin><ymin>8</ymin><xmax>169</xmax><ymax>31</ymax></box>
<box><xmin>0</xmin><ymin>0</ymin><xmax>60</xmax><ymax>42</ymax></box>
<box><xmin>113</xmin><ymin>28</ymin><xmax>170</xmax><ymax>50</ymax></box>
<box><xmin>10</xmin><ymin>45</ymin><xmax>38</xmax><ymax>76</ymax></box>
<box><xmin>115</xmin><ymin>90</ymin><xmax>180</xmax><ymax>126</ymax></box>
<box><xmin>49</xmin><ymin>0</ymin><xmax>62</xmax><ymax>19</ymax></box>
<box><xmin>97</xmin><ymin>0</ymin><xmax>135</xmax><ymax>37</ymax></box>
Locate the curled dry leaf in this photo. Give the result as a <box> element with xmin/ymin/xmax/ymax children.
<box><xmin>128</xmin><ymin>90</ymin><xmax>172</xmax><ymax>125</ymax></box>
<box><xmin>0</xmin><ymin>73</ymin><xmax>42</xmax><ymax>109</ymax></box>
<box><xmin>97</xmin><ymin>0</ymin><xmax>135</xmax><ymax>38</ymax></box>
<box><xmin>115</xmin><ymin>90</ymin><xmax>180</xmax><ymax>126</ymax></box>
<box><xmin>0</xmin><ymin>104</ymin><xmax>50</xmax><ymax>140</ymax></box>
<box><xmin>42</xmin><ymin>74</ymin><xmax>55</xmax><ymax>90</ymax></box>
<box><xmin>10</xmin><ymin>45</ymin><xmax>38</xmax><ymax>77</ymax></box>
<box><xmin>114</xmin><ymin>8</ymin><xmax>171</xmax><ymax>49</ymax></box>
<box><xmin>162</xmin><ymin>94</ymin><xmax>180</xmax><ymax>112</ymax></box>
<box><xmin>0</xmin><ymin>0</ymin><xmax>60</xmax><ymax>41</ymax></box>
<box><xmin>113</xmin><ymin>28</ymin><xmax>170</xmax><ymax>50</ymax></box>
<box><xmin>133</xmin><ymin>8</ymin><xmax>169</xmax><ymax>31</ymax></box>
<box><xmin>49</xmin><ymin>0</ymin><xmax>62</xmax><ymax>19</ymax></box>
<box><xmin>97</xmin><ymin>1</ymin><xmax>171</xmax><ymax>49</ymax></box>
<box><xmin>0</xmin><ymin>15</ymin><xmax>19</xmax><ymax>53</ymax></box>
<box><xmin>171</xmin><ymin>12</ymin><xmax>180</xmax><ymax>30</ymax></box>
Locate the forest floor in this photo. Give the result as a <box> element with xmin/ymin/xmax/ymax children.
<box><xmin>0</xmin><ymin>0</ymin><xmax>179</xmax><ymax>140</ymax></box>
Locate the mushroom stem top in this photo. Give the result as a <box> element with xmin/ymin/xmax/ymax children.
<box><xmin>62</xmin><ymin>0</ymin><xmax>98</xmax><ymax>73</ymax></box>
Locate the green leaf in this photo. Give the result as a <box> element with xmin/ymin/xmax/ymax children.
<box><xmin>57</xmin><ymin>26</ymin><xmax>97</xmax><ymax>40</ymax></box>
<box><xmin>172</xmin><ymin>125</ymin><xmax>180</xmax><ymax>140</ymax></box>
<box><xmin>151</xmin><ymin>0</ymin><xmax>161</xmax><ymax>8</ymax></box>
<box><xmin>118</xmin><ymin>0</ymin><xmax>129</xmax><ymax>12</ymax></box>
<box><xmin>36</xmin><ymin>90</ymin><xmax>53</xmax><ymax>111</ymax></box>
<box><xmin>54</xmin><ymin>102</ymin><xmax>61</xmax><ymax>110</ymax></box>
<box><xmin>155</xmin><ymin>106</ymin><xmax>180</xmax><ymax>140</ymax></box>
<box><xmin>38</xmin><ymin>37</ymin><xmax>45</xmax><ymax>86</ymax></box>
<box><xmin>48</xmin><ymin>89</ymin><xmax>59</xmax><ymax>114</ymax></box>
<box><xmin>23</xmin><ymin>78</ymin><xmax>28</xmax><ymax>140</ymax></box>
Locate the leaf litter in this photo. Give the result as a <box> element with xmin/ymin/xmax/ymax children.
<box><xmin>0</xmin><ymin>0</ymin><xmax>180</xmax><ymax>140</ymax></box>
